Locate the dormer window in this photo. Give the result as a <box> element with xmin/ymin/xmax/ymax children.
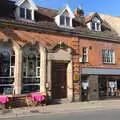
<box><xmin>60</xmin><ymin>15</ymin><xmax>70</xmax><ymax>27</ymax></box>
<box><xmin>60</xmin><ymin>11</ymin><xmax>70</xmax><ymax>28</ymax></box>
<box><xmin>20</xmin><ymin>7</ymin><xmax>25</xmax><ymax>18</ymax></box>
<box><xmin>15</xmin><ymin>0</ymin><xmax>38</xmax><ymax>21</ymax></box>
<box><xmin>91</xmin><ymin>17</ymin><xmax>101</xmax><ymax>31</ymax></box>
<box><xmin>26</xmin><ymin>9</ymin><xmax>32</xmax><ymax>19</ymax></box>
<box><xmin>55</xmin><ymin>4</ymin><xmax>75</xmax><ymax>28</ymax></box>
<box><xmin>92</xmin><ymin>21</ymin><xmax>101</xmax><ymax>31</ymax></box>
<box><xmin>20</xmin><ymin>7</ymin><xmax>32</xmax><ymax>20</ymax></box>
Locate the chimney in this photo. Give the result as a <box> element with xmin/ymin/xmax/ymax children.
<box><xmin>74</xmin><ymin>6</ymin><xmax>84</xmax><ymax>17</ymax></box>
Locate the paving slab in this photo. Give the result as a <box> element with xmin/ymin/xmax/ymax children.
<box><xmin>0</xmin><ymin>100</ymin><xmax>120</xmax><ymax>118</ymax></box>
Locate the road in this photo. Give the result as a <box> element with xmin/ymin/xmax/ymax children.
<box><xmin>1</xmin><ymin>109</ymin><xmax>120</xmax><ymax>120</ymax></box>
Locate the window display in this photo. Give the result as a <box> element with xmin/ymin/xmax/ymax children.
<box><xmin>0</xmin><ymin>46</ymin><xmax>15</xmax><ymax>95</ymax></box>
<box><xmin>22</xmin><ymin>45</ymin><xmax>40</xmax><ymax>93</ymax></box>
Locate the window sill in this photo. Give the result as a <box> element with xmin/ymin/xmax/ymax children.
<box><xmin>103</xmin><ymin>63</ymin><xmax>116</xmax><ymax>65</ymax></box>
<box><xmin>59</xmin><ymin>25</ymin><xmax>74</xmax><ymax>29</ymax></box>
<box><xmin>80</xmin><ymin>62</ymin><xmax>88</xmax><ymax>64</ymax></box>
<box><xmin>16</xmin><ymin>18</ymin><xmax>35</xmax><ymax>23</ymax></box>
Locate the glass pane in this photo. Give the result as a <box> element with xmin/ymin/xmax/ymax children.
<box><xmin>0</xmin><ymin>78</ymin><xmax>14</xmax><ymax>84</ymax></box>
<box><xmin>22</xmin><ymin>85</ymin><xmax>40</xmax><ymax>94</ymax></box>
<box><xmin>0</xmin><ymin>52</ymin><xmax>10</xmax><ymax>77</ymax></box>
<box><xmin>36</xmin><ymin>57</ymin><xmax>40</xmax><ymax>67</ymax></box>
<box><xmin>0</xmin><ymin>86</ymin><xmax>13</xmax><ymax>95</ymax></box>
<box><xmin>23</xmin><ymin>77</ymin><xmax>40</xmax><ymax>84</ymax></box>
<box><xmin>96</xmin><ymin>23</ymin><xmax>100</xmax><ymax>31</ymax></box>
<box><xmin>60</xmin><ymin>15</ymin><xmax>65</xmax><ymax>25</ymax></box>
<box><xmin>10</xmin><ymin>67</ymin><xmax>14</xmax><ymax>77</ymax></box>
<box><xmin>83</xmin><ymin>47</ymin><xmax>87</xmax><ymax>54</ymax></box>
<box><xmin>66</xmin><ymin>17</ymin><xmax>70</xmax><ymax>27</ymax></box>
<box><xmin>36</xmin><ymin>67</ymin><xmax>40</xmax><ymax>77</ymax></box>
<box><xmin>92</xmin><ymin>22</ymin><xmax>95</xmax><ymax>30</ymax></box>
<box><xmin>26</xmin><ymin>9</ymin><xmax>32</xmax><ymax>20</ymax></box>
<box><xmin>20</xmin><ymin>7</ymin><xmax>25</xmax><ymax>18</ymax></box>
<box><xmin>11</xmin><ymin>55</ymin><xmax>15</xmax><ymax>66</ymax></box>
<box><xmin>82</xmin><ymin>55</ymin><xmax>87</xmax><ymax>62</ymax></box>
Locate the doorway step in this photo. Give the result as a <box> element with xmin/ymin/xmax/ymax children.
<box><xmin>52</xmin><ymin>99</ymin><xmax>70</xmax><ymax>104</ymax></box>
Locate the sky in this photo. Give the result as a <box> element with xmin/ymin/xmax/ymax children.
<box><xmin>32</xmin><ymin>0</ymin><xmax>120</xmax><ymax>16</ymax></box>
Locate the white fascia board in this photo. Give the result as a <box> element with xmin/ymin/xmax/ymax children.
<box><xmin>57</xmin><ymin>4</ymin><xmax>75</xmax><ymax>18</ymax></box>
<box><xmin>15</xmin><ymin>0</ymin><xmax>38</xmax><ymax>10</ymax></box>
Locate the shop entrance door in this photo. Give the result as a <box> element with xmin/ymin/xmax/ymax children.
<box><xmin>99</xmin><ymin>79</ymin><xmax>107</xmax><ymax>99</ymax></box>
<box><xmin>52</xmin><ymin>62</ymin><xmax>67</xmax><ymax>99</ymax></box>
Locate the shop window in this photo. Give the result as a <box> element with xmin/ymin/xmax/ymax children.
<box><xmin>22</xmin><ymin>46</ymin><xmax>40</xmax><ymax>93</ymax></box>
<box><xmin>0</xmin><ymin>46</ymin><xmax>15</xmax><ymax>95</ymax></box>
<box><xmin>102</xmin><ymin>49</ymin><xmax>115</xmax><ymax>64</ymax></box>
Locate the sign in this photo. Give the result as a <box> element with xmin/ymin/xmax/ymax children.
<box><xmin>73</xmin><ymin>73</ymin><xmax>80</xmax><ymax>81</ymax></box>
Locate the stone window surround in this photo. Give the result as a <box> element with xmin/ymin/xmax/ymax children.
<box><xmin>0</xmin><ymin>39</ymin><xmax>46</xmax><ymax>96</ymax></box>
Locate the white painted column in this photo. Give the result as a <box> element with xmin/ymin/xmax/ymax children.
<box><xmin>67</xmin><ymin>60</ymin><xmax>73</xmax><ymax>102</ymax></box>
<box><xmin>47</xmin><ymin>60</ymin><xmax>52</xmax><ymax>99</ymax></box>
<box><xmin>40</xmin><ymin>46</ymin><xmax>47</xmax><ymax>95</ymax></box>
<box><xmin>14</xmin><ymin>47</ymin><xmax>22</xmax><ymax>95</ymax></box>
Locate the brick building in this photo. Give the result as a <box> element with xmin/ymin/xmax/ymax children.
<box><xmin>0</xmin><ymin>0</ymin><xmax>120</xmax><ymax>103</ymax></box>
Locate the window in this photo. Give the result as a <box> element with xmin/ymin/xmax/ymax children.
<box><xmin>91</xmin><ymin>17</ymin><xmax>101</xmax><ymax>31</ymax></box>
<box><xmin>102</xmin><ymin>50</ymin><xmax>115</xmax><ymax>64</ymax></box>
<box><xmin>66</xmin><ymin>17</ymin><xmax>70</xmax><ymax>27</ymax></box>
<box><xmin>26</xmin><ymin>9</ymin><xmax>32</xmax><ymax>20</ymax></box>
<box><xmin>19</xmin><ymin>7</ymin><xmax>32</xmax><ymax>20</ymax></box>
<box><xmin>60</xmin><ymin>15</ymin><xmax>65</xmax><ymax>26</ymax></box>
<box><xmin>0</xmin><ymin>46</ymin><xmax>15</xmax><ymax>95</ymax></box>
<box><xmin>91</xmin><ymin>22</ymin><xmax>101</xmax><ymax>31</ymax></box>
<box><xmin>22</xmin><ymin>46</ymin><xmax>40</xmax><ymax>93</ymax></box>
<box><xmin>60</xmin><ymin>11</ymin><xmax>71</xmax><ymax>28</ymax></box>
<box><xmin>81</xmin><ymin>47</ymin><xmax>88</xmax><ymax>63</ymax></box>
<box><xmin>20</xmin><ymin>7</ymin><xmax>25</xmax><ymax>18</ymax></box>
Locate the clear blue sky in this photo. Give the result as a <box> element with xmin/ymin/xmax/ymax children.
<box><xmin>33</xmin><ymin>0</ymin><xmax>120</xmax><ymax>16</ymax></box>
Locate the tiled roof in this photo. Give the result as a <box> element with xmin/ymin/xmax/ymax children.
<box><xmin>0</xmin><ymin>18</ymin><xmax>119</xmax><ymax>46</ymax></box>
<box><xmin>0</xmin><ymin>1</ymin><xmax>119</xmax><ymax>46</ymax></box>
<box><xmin>100</xmin><ymin>14</ymin><xmax>120</xmax><ymax>36</ymax></box>
<box><xmin>37</xmin><ymin>6</ymin><xmax>58</xmax><ymax>18</ymax></box>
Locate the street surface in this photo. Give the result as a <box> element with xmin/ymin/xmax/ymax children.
<box><xmin>1</xmin><ymin>109</ymin><xmax>120</xmax><ymax>120</ymax></box>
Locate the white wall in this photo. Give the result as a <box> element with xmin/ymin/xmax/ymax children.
<box><xmin>15</xmin><ymin>0</ymin><xmax>35</xmax><ymax>21</ymax></box>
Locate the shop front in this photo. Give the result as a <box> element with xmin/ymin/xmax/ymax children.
<box><xmin>99</xmin><ymin>76</ymin><xmax>120</xmax><ymax>99</ymax></box>
<box><xmin>81</xmin><ymin>68</ymin><xmax>120</xmax><ymax>101</ymax></box>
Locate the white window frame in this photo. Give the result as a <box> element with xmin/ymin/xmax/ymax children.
<box><xmin>0</xmin><ymin>47</ymin><xmax>15</xmax><ymax>95</ymax></box>
<box><xmin>81</xmin><ymin>47</ymin><xmax>89</xmax><ymax>63</ymax></box>
<box><xmin>60</xmin><ymin>14</ymin><xmax>71</xmax><ymax>28</ymax></box>
<box><xmin>102</xmin><ymin>49</ymin><xmax>115</xmax><ymax>64</ymax></box>
<box><xmin>19</xmin><ymin>7</ymin><xmax>32</xmax><ymax>20</ymax></box>
<box><xmin>91</xmin><ymin>17</ymin><xmax>101</xmax><ymax>31</ymax></box>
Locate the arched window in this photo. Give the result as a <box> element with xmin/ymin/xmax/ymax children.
<box><xmin>22</xmin><ymin>45</ymin><xmax>40</xmax><ymax>93</ymax></box>
<box><xmin>0</xmin><ymin>45</ymin><xmax>15</xmax><ymax>95</ymax></box>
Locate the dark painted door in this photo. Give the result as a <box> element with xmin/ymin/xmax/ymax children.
<box><xmin>52</xmin><ymin>63</ymin><xmax>67</xmax><ymax>99</ymax></box>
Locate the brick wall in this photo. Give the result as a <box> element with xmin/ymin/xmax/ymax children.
<box><xmin>79</xmin><ymin>38</ymin><xmax>120</xmax><ymax>68</ymax></box>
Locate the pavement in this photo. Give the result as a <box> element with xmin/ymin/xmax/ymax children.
<box><xmin>1</xmin><ymin>99</ymin><xmax>120</xmax><ymax>118</ymax></box>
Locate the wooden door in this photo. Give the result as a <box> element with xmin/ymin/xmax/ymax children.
<box><xmin>52</xmin><ymin>63</ymin><xmax>67</xmax><ymax>99</ymax></box>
